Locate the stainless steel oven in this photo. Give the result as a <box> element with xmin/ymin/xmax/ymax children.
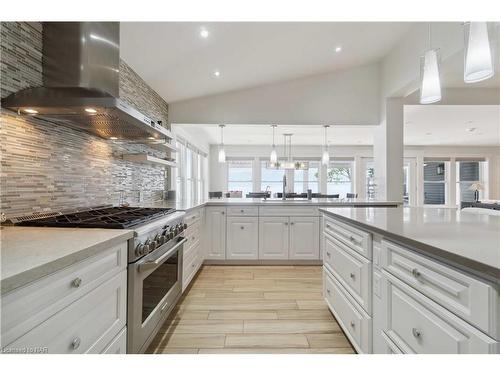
<box><xmin>127</xmin><ymin>236</ymin><xmax>186</xmax><ymax>353</ymax></box>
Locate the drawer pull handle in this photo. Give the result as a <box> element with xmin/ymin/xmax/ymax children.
<box><xmin>71</xmin><ymin>337</ymin><xmax>81</xmax><ymax>350</ymax></box>
<box><xmin>240</xmin><ymin>209</ymin><xmax>244</xmax><ymax>213</ymax></box>
<box><xmin>326</xmin><ymin>251</ymin><xmax>331</xmax><ymax>257</ymax></box>
<box><xmin>284</xmin><ymin>222</ymin><xmax>288</xmax><ymax>226</ymax></box>
<box><xmin>240</xmin><ymin>226</ymin><xmax>245</xmax><ymax>230</ymax></box>
<box><xmin>350</xmin><ymin>321</ymin><xmax>355</xmax><ymax>329</ymax></box>
<box><xmin>326</xmin><ymin>289</ymin><xmax>331</xmax><ymax>294</ymax></box>
<box><xmin>326</xmin><ymin>224</ymin><xmax>331</xmax><ymax>229</ymax></box>
<box><xmin>350</xmin><ymin>272</ymin><xmax>355</xmax><ymax>280</ymax></box>
<box><xmin>71</xmin><ymin>277</ymin><xmax>82</xmax><ymax>288</ymax></box>
<box><xmin>412</xmin><ymin>328</ymin><xmax>422</xmax><ymax>339</ymax></box>
<box><xmin>221</xmin><ymin>212</ymin><xmax>225</xmax><ymax>215</ymax></box>
<box><xmin>349</xmin><ymin>236</ymin><xmax>359</xmax><ymax>244</ymax></box>
<box><xmin>290</xmin><ymin>222</ymin><xmax>294</xmax><ymax>225</ymax></box>
<box><xmin>411</xmin><ymin>268</ymin><xmax>422</xmax><ymax>278</ymax></box>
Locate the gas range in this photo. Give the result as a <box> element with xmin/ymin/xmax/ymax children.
<box><xmin>13</xmin><ymin>205</ymin><xmax>187</xmax><ymax>263</ymax></box>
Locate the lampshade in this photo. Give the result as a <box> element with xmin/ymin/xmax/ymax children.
<box><xmin>321</xmin><ymin>149</ymin><xmax>329</xmax><ymax>166</ymax></box>
<box><xmin>469</xmin><ymin>182</ymin><xmax>484</xmax><ymax>191</ymax></box>
<box><xmin>420</xmin><ymin>49</ymin><xmax>442</xmax><ymax>104</ymax></box>
<box><xmin>270</xmin><ymin>148</ymin><xmax>277</xmax><ymax>163</ymax></box>
<box><xmin>464</xmin><ymin>22</ymin><xmax>494</xmax><ymax>83</ymax></box>
<box><xmin>218</xmin><ymin>147</ymin><xmax>226</xmax><ymax>163</ymax></box>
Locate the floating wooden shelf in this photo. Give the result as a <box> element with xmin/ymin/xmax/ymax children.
<box><xmin>123</xmin><ymin>153</ymin><xmax>177</xmax><ymax>167</ymax></box>
<box><xmin>148</xmin><ymin>141</ymin><xmax>177</xmax><ymax>152</ymax></box>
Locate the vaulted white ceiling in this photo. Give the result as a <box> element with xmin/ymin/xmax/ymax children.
<box><xmin>120</xmin><ymin>22</ymin><xmax>414</xmax><ymax>102</ymax></box>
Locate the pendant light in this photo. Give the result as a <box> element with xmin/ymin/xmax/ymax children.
<box><xmin>464</xmin><ymin>22</ymin><xmax>494</xmax><ymax>83</ymax></box>
<box><xmin>270</xmin><ymin>125</ymin><xmax>278</xmax><ymax>164</ymax></box>
<box><xmin>420</xmin><ymin>23</ymin><xmax>442</xmax><ymax>104</ymax></box>
<box><xmin>280</xmin><ymin>134</ymin><xmax>308</xmax><ymax>170</ymax></box>
<box><xmin>321</xmin><ymin>125</ymin><xmax>330</xmax><ymax>166</ymax></box>
<box><xmin>218</xmin><ymin>124</ymin><xmax>226</xmax><ymax>163</ymax></box>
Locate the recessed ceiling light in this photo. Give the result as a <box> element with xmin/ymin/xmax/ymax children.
<box><xmin>335</xmin><ymin>46</ymin><xmax>342</xmax><ymax>53</ymax></box>
<box><xmin>109</xmin><ymin>137</ymin><xmax>118</xmax><ymax>140</ymax></box>
<box><xmin>214</xmin><ymin>70</ymin><xmax>221</xmax><ymax>77</ymax></box>
<box><xmin>23</xmin><ymin>108</ymin><xmax>38</xmax><ymax>114</ymax></box>
<box><xmin>85</xmin><ymin>108</ymin><xmax>97</xmax><ymax>114</ymax></box>
<box><xmin>200</xmin><ymin>28</ymin><xmax>209</xmax><ymax>39</ymax></box>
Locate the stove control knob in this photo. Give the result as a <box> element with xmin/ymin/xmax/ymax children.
<box><xmin>159</xmin><ymin>235</ymin><xmax>166</xmax><ymax>244</ymax></box>
<box><xmin>135</xmin><ymin>244</ymin><xmax>145</xmax><ymax>256</ymax></box>
<box><xmin>150</xmin><ymin>241</ymin><xmax>157</xmax><ymax>250</ymax></box>
<box><xmin>154</xmin><ymin>234</ymin><xmax>163</xmax><ymax>245</ymax></box>
<box><xmin>183</xmin><ymin>223</ymin><xmax>188</xmax><ymax>230</ymax></box>
<box><xmin>143</xmin><ymin>240</ymin><xmax>151</xmax><ymax>254</ymax></box>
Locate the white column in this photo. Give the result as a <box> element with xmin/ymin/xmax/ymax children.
<box><xmin>373</xmin><ymin>98</ymin><xmax>404</xmax><ymax>201</ymax></box>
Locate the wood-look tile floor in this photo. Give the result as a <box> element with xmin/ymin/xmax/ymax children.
<box><xmin>146</xmin><ymin>265</ymin><xmax>355</xmax><ymax>354</ymax></box>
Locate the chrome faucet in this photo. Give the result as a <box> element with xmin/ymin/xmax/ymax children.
<box><xmin>282</xmin><ymin>174</ymin><xmax>287</xmax><ymax>200</ymax></box>
<box><xmin>264</xmin><ymin>185</ymin><xmax>271</xmax><ymax>201</ymax></box>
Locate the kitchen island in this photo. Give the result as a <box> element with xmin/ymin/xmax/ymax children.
<box><xmin>319</xmin><ymin>206</ymin><xmax>500</xmax><ymax>354</ymax></box>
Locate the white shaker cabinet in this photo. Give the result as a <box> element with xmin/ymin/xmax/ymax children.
<box><xmin>289</xmin><ymin>216</ymin><xmax>319</xmax><ymax>260</ymax></box>
<box><xmin>204</xmin><ymin>207</ymin><xmax>227</xmax><ymax>260</ymax></box>
<box><xmin>259</xmin><ymin>216</ymin><xmax>289</xmax><ymax>259</ymax></box>
<box><xmin>226</xmin><ymin>216</ymin><xmax>259</xmax><ymax>259</ymax></box>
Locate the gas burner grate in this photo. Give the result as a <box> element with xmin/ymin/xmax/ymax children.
<box><xmin>17</xmin><ymin>207</ymin><xmax>176</xmax><ymax>229</ymax></box>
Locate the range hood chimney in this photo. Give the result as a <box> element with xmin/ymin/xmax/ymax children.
<box><xmin>1</xmin><ymin>22</ymin><xmax>170</xmax><ymax>141</ymax></box>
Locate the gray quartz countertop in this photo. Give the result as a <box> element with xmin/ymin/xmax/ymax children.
<box><xmin>141</xmin><ymin>198</ymin><xmax>400</xmax><ymax>212</ymax></box>
<box><xmin>0</xmin><ymin>226</ymin><xmax>133</xmax><ymax>295</ymax></box>
<box><xmin>320</xmin><ymin>207</ymin><xmax>500</xmax><ymax>282</ymax></box>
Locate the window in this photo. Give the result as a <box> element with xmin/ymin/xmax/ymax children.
<box><xmin>423</xmin><ymin>161</ymin><xmax>447</xmax><ymax>205</ymax></box>
<box><xmin>261</xmin><ymin>161</ymin><xmax>284</xmax><ymax>195</ymax></box>
<box><xmin>403</xmin><ymin>164</ymin><xmax>410</xmax><ymax>205</ymax></box>
<box><xmin>227</xmin><ymin>160</ymin><xmax>253</xmax><ymax>196</ymax></box>
<box><xmin>327</xmin><ymin>161</ymin><xmax>354</xmax><ymax>198</ymax></box>
<box><xmin>293</xmin><ymin>161</ymin><xmax>319</xmax><ymax>194</ymax></box>
<box><xmin>175</xmin><ymin>138</ymin><xmax>207</xmax><ymax>202</ymax></box>
<box><xmin>456</xmin><ymin>160</ymin><xmax>486</xmax><ymax>204</ymax></box>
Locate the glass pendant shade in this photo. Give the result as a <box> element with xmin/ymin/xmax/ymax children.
<box><xmin>464</xmin><ymin>22</ymin><xmax>494</xmax><ymax>83</ymax></box>
<box><xmin>218</xmin><ymin>147</ymin><xmax>226</xmax><ymax>163</ymax></box>
<box><xmin>420</xmin><ymin>49</ymin><xmax>442</xmax><ymax>104</ymax></box>
<box><xmin>270</xmin><ymin>147</ymin><xmax>277</xmax><ymax>163</ymax></box>
<box><xmin>322</xmin><ymin>149</ymin><xmax>329</xmax><ymax>166</ymax></box>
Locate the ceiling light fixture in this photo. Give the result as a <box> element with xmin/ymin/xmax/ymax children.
<box><xmin>270</xmin><ymin>125</ymin><xmax>278</xmax><ymax>164</ymax></box>
<box><xmin>84</xmin><ymin>108</ymin><xmax>97</xmax><ymax>114</ymax></box>
<box><xmin>214</xmin><ymin>70</ymin><xmax>220</xmax><ymax>77</ymax></box>
<box><xmin>280</xmin><ymin>134</ymin><xmax>308</xmax><ymax>170</ymax></box>
<box><xmin>321</xmin><ymin>125</ymin><xmax>330</xmax><ymax>166</ymax></box>
<box><xmin>23</xmin><ymin>108</ymin><xmax>38</xmax><ymax>114</ymax></box>
<box><xmin>218</xmin><ymin>124</ymin><xmax>226</xmax><ymax>163</ymax></box>
<box><xmin>464</xmin><ymin>22</ymin><xmax>494</xmax><ymax>83</ymax></box>
<box><xmin>335</xmin><ymin>46</ymin><xmax>342</xmax><ymax>53</ymax></box>
<box><xmin>420</xmin><ymin>23</ymin><xmax>442</xmax><ymax>104</ymax></box>
<box><xmin>200</xmin><ymin>28</ymin><xmax>209</xmax><ymax>39</ymax></box>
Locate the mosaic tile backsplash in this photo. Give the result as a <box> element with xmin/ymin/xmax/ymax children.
<box><xmin>0</xmin><ymin>22</ymin><xmax>171</xmax><ymax>218</ymax></box>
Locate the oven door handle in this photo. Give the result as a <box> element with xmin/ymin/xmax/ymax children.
<box><xmin>138</xmin><ymin>237</ymin><xmax>186</xmax><ymax>273</ymax></box>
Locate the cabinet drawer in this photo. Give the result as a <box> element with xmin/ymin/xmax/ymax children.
<box><xmin>185</xmin><ymin>209</ymin><xmax>202</xmax><ymax>226</ymax></box>
<box><xmin>381</xmin><ymin>240</ymin><xmax>499</xmax><ymax>339</ymax></box>
<box><xmin>381</xmin><ymin>332</ymin><xmax>404</xmax><ymax>354</ymax></box>
<box><xmin>7</xmin><ymin>270</ymin><xmax>127</xmax><ymax>354</ymax></box>
<box><xmin>381</xmin><ymin>271</ymin><xmax>498</xmax><ymax>354</ymax></box>
<box><xmin>260</xmin><ymin>206</ymin><xmax>319</xmax><ymax>217</ymax></box>
<box><xmin>323</xmin><ymin>234</ymin><xmax>372</xmax><ymax>313</ymax></box>
<box><xmin>323</xmin><ymin>216</ymin><xmax>371</xmax><ymax>259</ymax></box>
<box><xmin>183</xmin><ymin>239</ymin><xmax>200</xmax><ymax>266</ymax></box>
<box><xmin>1</xmin><ymin>242</ymin><xmax>127</xmax><ymax>346</ymax></box>
<box><xmin>185</xmin><ymin>221</ymin><xmax>201</xmax><ymax>249</ymax></box>
<box><xmin>183</xmin><ymin>252</ymin><xmax>202</xmax><ymax>291</ymax></box>
<box><xmin>227</xmin><ymin>206</ymin><xmax>259</xmax><ymax>216</ymax></box>
<box><xmin>101</xmin><ymin>328</ymin><xmax>127</xmax><ymax>354</ymax></box>
<box><xmin>324</xmin><ymin>268</ymin><xmax>372</xmax><ymax>353</ymax></box>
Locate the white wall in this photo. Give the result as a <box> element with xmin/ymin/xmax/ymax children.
<box><xmin>209</xmin><ymin>144</ymin><xmax>500</xmax><ymax>203</ymax></box>
<box><xmin>170</xmin><ymin>64</ymin><xmax>380</xmax><ymax>126</ymax></box>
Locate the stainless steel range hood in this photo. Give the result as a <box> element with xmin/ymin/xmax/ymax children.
<box><xmin>1</xmin><ymin>22</ymin><xmax>170</xmax><ymax>141</ymax></box>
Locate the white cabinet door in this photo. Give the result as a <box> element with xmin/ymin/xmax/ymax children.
<box><xmin>205</xmin><ymin>207</ymin><xmax>226</xmax><ymax>260</ymax></box>
<box><xmin>259</xmin><ymin>217</ymin><xmax>289</xmax><ymax>260</ymax></box>
<box><xmin>289</xmin><ymin>216</ymin><xmax>319</xmax><ymax>259</ymax></box>
<box><xmin>226</xmin><ymin>216</ymin><xmax>259</xmax><ymax>259</ymax></box>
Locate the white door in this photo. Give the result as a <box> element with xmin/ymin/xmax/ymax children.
<box><xmin>226</xmin><ymin>216</ymin><xmax>259</xmax><ymax>259</ymax></box>
<box><xmin>259</xmin><ymin>216</ymin><xmax>289</xmax><ymax>260</ymax></box>
<box><xmin>289</xmin><ymin>216</ymin><xmax>319</xmax><ymax>259</ymax></box>
<box><xmin>205</xmin><ymin>207</ymin><xmax>226</xmax><ymax>260</ymax></box>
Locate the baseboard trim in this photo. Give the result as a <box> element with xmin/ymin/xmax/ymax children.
<box><xmin>203</xmin><ymin>259</ymin><xmax>322</xmax><ymax>266</ymax></box>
